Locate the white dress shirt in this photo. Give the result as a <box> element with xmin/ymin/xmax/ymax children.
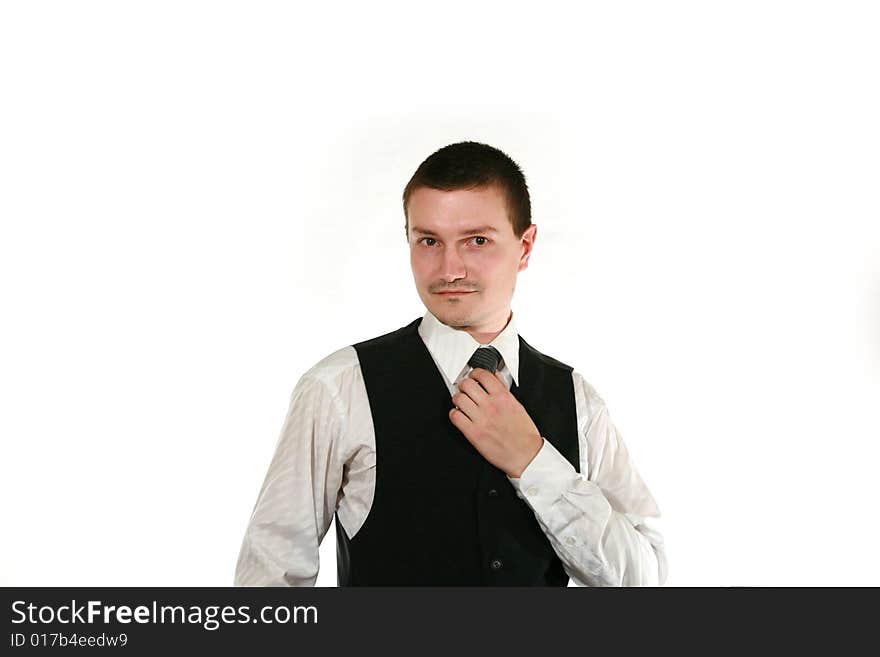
<box><xmin>234</xmin><ymin>310</ymin><xmax>667</xmax><ymax>587</ymax></box>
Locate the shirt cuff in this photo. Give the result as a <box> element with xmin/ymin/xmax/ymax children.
<box><xmin>507</xmin><ymin>437</ymin><xmax>579</xmax><ymax>509</ymax></box>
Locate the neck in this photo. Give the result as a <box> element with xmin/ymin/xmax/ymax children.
<box><xmin>461</xmin><ymin>309</ymin><xmax>512</xmax><ymax>345</ymax></box>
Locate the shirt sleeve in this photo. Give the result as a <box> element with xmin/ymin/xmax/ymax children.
<box><xmin>506</xmin><ymin>371</ymin><xmax>667</xmax><ymax>586</ymax></box>
<box><xmin>234</xmin><ymin>372</ymin><xmax>347</xmax><ymax>586</ymax></box>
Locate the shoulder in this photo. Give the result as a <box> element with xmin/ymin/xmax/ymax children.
<box><xmin>294</xmin><ymin>317</ymin><xmax>417</xmax><ymax>400</ymax></box>
<box><xmin>352</xmin><ymin>317</ymin><xmax>421</xmax><ymax>351</ymax></box>
<box><xmin>294</xmin><ymin>345</ymin><xmax>363</xmax><ymax>404</ymax></box>
<box><xmin>518</xmin><ymin>335</ymin><xmax>575</xmax><ymax>374</ymax></box>
<box><xmin>569</xmin><ymin>368</ymin><xmax>610</xmax><ymax>427</ymax></box>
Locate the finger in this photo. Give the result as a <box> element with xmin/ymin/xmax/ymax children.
<box><xmin>459</xmin><ymin>377</ymin><xmax>489</xmax><ymax>404</ymax></box>
<box><xmin>449</xmin><ymin>406</ymin><xmax>472</xmax><ymax>429</ymax></box>
<box><xmin>452</xmin><ymin>390</ymin><xmax>480</xmax><ymax>420</ymax></box>
<box><xmin>468</xmin><ymin>367</ymin><xmax>506</xmax><ymax>395</ymax></box>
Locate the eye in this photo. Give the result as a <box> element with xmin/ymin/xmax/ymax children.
<box><xmin>419</xmin><ymin>237</ymin><xmax>438</xmax><ymax>246</ymax></box>
<box><xmin>471</xmin><ymin>236</ymin><xmax>489</xmax><ymax>246</ymax></box>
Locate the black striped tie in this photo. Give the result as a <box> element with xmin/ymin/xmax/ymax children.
<box><xmin>467</xmin><ymin>346</ymin><xmax>502</xmax><ymax>374</ymax></box>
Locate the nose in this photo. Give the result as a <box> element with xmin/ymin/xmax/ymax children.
<box><xmin>441</xmin><ymin>244</ymin><xmax>467</xmax><ymax>283</ymax></box>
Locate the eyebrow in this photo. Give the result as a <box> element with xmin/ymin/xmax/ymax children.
<box><xmin>410</xmin><ymin>225</ymin><xmax>499</xmax><ymax>237</ymax></box>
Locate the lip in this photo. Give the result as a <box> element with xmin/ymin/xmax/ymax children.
<box><xmin>436</xmin><ymin>290</ymin><xmax>476</xmax><ymax>296</ymax></box>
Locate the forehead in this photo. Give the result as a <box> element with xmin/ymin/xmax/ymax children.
<box><xmin>407</xmin><ymin>185</ymin><xmax>513</xmax><ymax>236</ymax></box>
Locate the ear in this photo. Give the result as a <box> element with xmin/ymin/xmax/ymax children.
<box><xmin>518</xmin><ymin>224</ymin><xmax>537</xmax><ymax>272</ymax></box>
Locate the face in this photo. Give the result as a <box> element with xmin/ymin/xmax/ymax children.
<box><xmin>407</xmin><ymin>184</ymin><xmax>537</xmax><ymax>335</ymax></box>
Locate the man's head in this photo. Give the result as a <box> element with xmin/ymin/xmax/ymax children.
<box><xmin>403</xmin><ymin>141</ymin><xmax>537</xmax><ymax>337</ymax></box>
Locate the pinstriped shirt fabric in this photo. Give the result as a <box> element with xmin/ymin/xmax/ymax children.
<box><xmin>234</xmin><ymin>310</ymin><xmax>667</xmax><ymax>587</ymax></box>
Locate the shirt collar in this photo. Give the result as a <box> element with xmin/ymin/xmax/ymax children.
<box><xmin>418</xmin><ymin>309</ymin><xmax>520</xmax><ymax>387</ymax></box>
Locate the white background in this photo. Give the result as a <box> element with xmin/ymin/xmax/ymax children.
<box><xmin>1</xmin><ymin>1</ymin><xmax>878</xmax><ymax>586</ymax></box>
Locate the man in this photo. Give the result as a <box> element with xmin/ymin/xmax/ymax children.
<box><xmin>234</xmin><ymin>141</ymin><xmax>666</xmax><ymax>586</ymax></box>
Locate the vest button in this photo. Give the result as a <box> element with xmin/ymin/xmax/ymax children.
<box><xmin>488</xmin><ymin>488</ymin><xmax>498</xmax><ymax>497</ymax></box>
<box><xmin>490</xmin><ymin>559</ymin><xmax>503</xmax><ymax>571</ymax></box>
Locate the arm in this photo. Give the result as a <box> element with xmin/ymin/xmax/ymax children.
<box><xmin>234</xmin><ymin>373</ymin><xmax>346</xmax><ymax>586</ymax></box>
<box><xmin>507</xmin><ymin>373</ymin><xmax>667</xmax><ymax>586</ymax></box>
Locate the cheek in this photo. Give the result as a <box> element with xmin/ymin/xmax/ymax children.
<box><xmin>485</xmin><ymin>259</ymin><xmax>519</xmax><ymax>290</ymax></box>
<box><xmin>410</xmin><ymin>254</ymin><xmax>431</xmax><ymax>282</ymax></box>
<box><xmin>474</xmin><ymin>251</ymin><xmax>508</xmax><ymax>273</ymax></box>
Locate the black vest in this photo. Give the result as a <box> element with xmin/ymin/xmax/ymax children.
<box><xmin>336</xmin><ymin>317</ymin><xmax>580</xmax><ymax>586</ymax></box>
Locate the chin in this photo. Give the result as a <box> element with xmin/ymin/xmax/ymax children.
<box><xmin>432</xmin><ymin>306</ymin><xmax>473</xmax><ymax>328</ymax></box>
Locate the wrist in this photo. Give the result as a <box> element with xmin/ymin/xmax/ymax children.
<box><xmin>508</xmin><ymin>435</ymin><xmax>544</xmax><ymax>478</ymax></box>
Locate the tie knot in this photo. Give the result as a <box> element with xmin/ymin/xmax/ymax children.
<box><xmin>467</xmin><ymin>346</ymin><xmax>502</xmax><ymax>374</ymax></box>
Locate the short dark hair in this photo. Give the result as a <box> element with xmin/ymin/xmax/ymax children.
<box><xmin>402</xmin><ymin>141</ymin><xmax>532</xmax><ymax>239</ymax></box>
